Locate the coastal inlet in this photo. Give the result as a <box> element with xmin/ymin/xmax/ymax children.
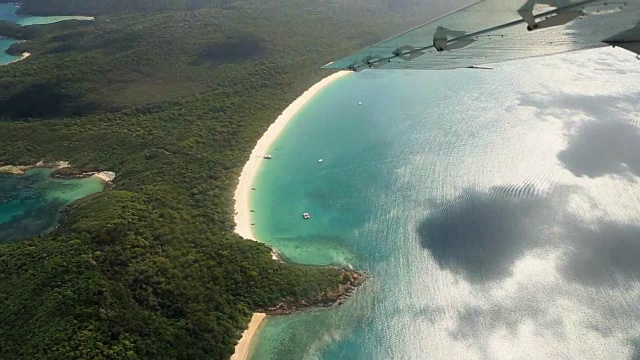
<box><xmin>0</xmin><ymin>161</ymin><xmax>115</xmax><ymax>242</ymax></box>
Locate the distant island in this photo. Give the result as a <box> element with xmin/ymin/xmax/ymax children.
<box><xmin>0</xmin><ymin>0</ymin><xmax>428</xmax><ymax>359</ymax></box>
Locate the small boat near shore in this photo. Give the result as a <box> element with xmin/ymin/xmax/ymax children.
<box><xmin>264</xmin><ymin>154</ymin><xmax>272</xmax><ymax>159</ymax></box>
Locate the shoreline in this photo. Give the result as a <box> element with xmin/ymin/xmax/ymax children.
<box><xmin>0</xmin><ymin>160</ymin><xmax>69</xmax><ymax>175</ymax></box>
<box><xmin>230</xmin><ymin>70</ymin><xmax>350</xmax><ymax>360</ymax></box>
<box><xmin>4</xmin><ymin>51</ymin><xmax>31</xmax><ymax>65</ymax></box>
<box><xmin>229</xmin><ymin>313</ymin><xmax>266</xmax><ymax>360</ymax></box>
<box><xmin>1</xmin><ymin>2</ymin><xmax>97</xmax><ymax>68</ymax></box>
<box><xmin>233</xmin><ymin>70</ymin><xmax>350</xmax><ymax>243</ymax></box>
<box><xmin>0</xmin><ymin>160</ymin><xmax>116</xmax><ymax>183</ymax></box>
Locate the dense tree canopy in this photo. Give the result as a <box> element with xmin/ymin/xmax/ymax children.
<box><xmin>0</xmin><ymin>1</ymin><xmax>431</xmax><ymax>358</ymax></box>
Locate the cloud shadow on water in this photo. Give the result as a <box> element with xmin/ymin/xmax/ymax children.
<box><xmin>558</xmin><ymin>120</ymin><xmax>640</xmax><ymax>178</ymax></box>
<box><xmin>519</xmin><ymin>91</ymin><xmax>640</xmax><ymax>179</ymax></box>
<box><xmin>562</xmin><ymin>221</ymin><xmax>640</xmax><ymax>287</ymax></box>
<box><xmin>416</xmin><ymin>185</ymin><xmax>563</xmax><ymax>284</ymax></box>
<box><xmin>417</xmin><ymin>184</ymin><xmax>640</xmax><ymax>287</ymax></box>
<box><xmin>630</xmin><ymin>340</ymin><xmax>640</xmax><ymax>360</ymax></box>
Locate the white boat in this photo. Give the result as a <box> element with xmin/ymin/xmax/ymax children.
<box><xmin>358</xmin><ymin>101</ymin><xmax>362</xmax><ymax>105</ymax></box>
<box><xmin>318</xmin><ymin>159</ymin><xmax>323</xmax><ymax>163</ymax></box>
<box><xmin>302</xmin><ymin>212</ymin><xmax>311</xmax><ymax>219</ymax></box>
<box><xmin>264</xmin><ymin>154</ymin><xmax>272</xmax><ymax>159</ymax></box>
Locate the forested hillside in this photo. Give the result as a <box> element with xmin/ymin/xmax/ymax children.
<box><xmin>0</xmin><ymin>1</ymin><xmax>430</xmax><ymax>359</ymax></box>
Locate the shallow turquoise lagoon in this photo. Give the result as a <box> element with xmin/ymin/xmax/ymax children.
<box><xmin>0</xmin><ymin>168</ymin><xmax>104</xmax><ymax>242</ymax></box>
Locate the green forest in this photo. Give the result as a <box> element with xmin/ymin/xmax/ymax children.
<box><xmin>0</xmin><ymin>1</ymin><xmax>431</xmax><ymax>359</ymax></box>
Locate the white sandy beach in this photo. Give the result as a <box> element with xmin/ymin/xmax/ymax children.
<box><xmin>4</xmin><ymin>52</ymin><xmax>31</xmax><ymax>66</ymax></box>
<box><xmin>229</xmin><ymin>313</ymin><xmax>266</xmax><ymax>360</ymax></box>
<box><xmin>92</xmin><ymin>171</ymin><xmax>116</xmax><ymax>183</ymax></box>
<box><xmin>233</xmin><ymin>70</ymin><xmax>350</xmax><ymax>242</ymax></box>
<box><xmin>17</xmin><ymin>52</ymin><xmax>30</xmax><ymax>62</ymax></box>
<box><xmin>229</xmin><ymin>70</ymin><xmax>350</xmax><ymax>360</ymax></box>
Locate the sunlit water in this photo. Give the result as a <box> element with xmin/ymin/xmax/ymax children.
<box><xmin>0</xmin><ymin>3</ymin><xmax>93</xmax><ymax>65</ymax></box>
<box><xmin>0</xmin><ymin>168</ymin><xmax>104</xmax><ymax>242</ymax></box>
<box><xmin>249</xmin><ymin>48</ymin><xmax>640</xmax><ymax>359</ymax></box>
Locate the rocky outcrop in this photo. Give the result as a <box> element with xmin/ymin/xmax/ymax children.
<box><xmin>0</xmin><ymin>160</ymin><xmax>69</xmax><ymax>175</ymax></box>
<box><xmin>260</xmin><ymin>269</ymin><xmax>368</xmax><ymax>315</ymax></box>
<box><xmin>0</xmin><ymin>160</ymin><xmax>115</xmax><ymax>186</ymax></box>
<box><xmin>52</xmin><ymin>170</ymin><xmax>116</xmax><ymax>184</ymax></box>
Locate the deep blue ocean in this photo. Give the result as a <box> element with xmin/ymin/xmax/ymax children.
<box><xmin>249</xmin><ymin>48</ymin><xmax>640</xmax><ymax>359</ymax></box>
<box><xmin>0</xmin><ymin>168</ymin><xmax>104</xmax><ymax>242</ymax></box>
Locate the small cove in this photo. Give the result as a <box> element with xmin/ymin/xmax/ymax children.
<box><xmin>0</xmin><ymin>168</ymin><xmax>105</xmax><ymax>242</ymax></box>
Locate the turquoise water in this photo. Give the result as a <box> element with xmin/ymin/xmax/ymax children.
<box><xmin>0</xmin><ymin>168</ymin><xmax>104</xmax><ymax>242</ymax></box>
<box><xmin>0</xmin><ymin>3</ymin><xmax>93</xmax><ymax>65</ymax></box>
<box><xmin>0</xmin><ymin>37</ymin><xmax>18</xmax><ymax>64</ymax></box>
<box><xmin>250</xmin><ymin>48</ymin><xmax>640</xmax><ymax>359</ymax></box>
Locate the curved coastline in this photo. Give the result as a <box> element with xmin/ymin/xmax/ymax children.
<box><xmin>230</xmin><ymin>70</ymin><xmax>350</xmax><ymax>360</ymax></box>
<box><xmin>4</xmin><ymin>51</ymin><xmax>30</xmax><ymax>65</ymax></box>
<box><xmin>233</xmin><ymin>70</ymin><xmax>351</xmax><ymax>245</ymax></box>
<box><xmin>0</xmin><ymin>161</ymin><xmax>114</xmax><ymax>242</ymax></box>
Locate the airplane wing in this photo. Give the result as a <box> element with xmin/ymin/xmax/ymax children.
<box><xmin>323</xmin><ymin>0</ymin><xmax>640</xmax><ymax>71</ymax></box>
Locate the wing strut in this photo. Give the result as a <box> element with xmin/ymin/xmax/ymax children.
<box><xmin>517</xmin><ymin>0</ymin><xmax>585</xmax><ymax>31</ymax></box>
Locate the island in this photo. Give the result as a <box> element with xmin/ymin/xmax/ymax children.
<box><xmin>0</xmin><ymin>0</ymin><xmax>426</xmax><ymax>359</ymax></box>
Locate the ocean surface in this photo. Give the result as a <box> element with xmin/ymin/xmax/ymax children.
<box><xmin>0</xmin><ymin>168</ymin><xmax>104</xmax><ymax>242</ymax></box>
<box><xmin>249</xmin><ymin>48</ymin><xmax>640</xmax><ymax>359</ymax></box>
<box><xmin>0</xmin><ymin>3</ymin><xmax>91</xmax><ymax>65</ymax></box>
